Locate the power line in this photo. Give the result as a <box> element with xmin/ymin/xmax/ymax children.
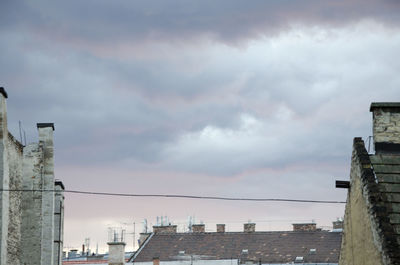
<box><xmin>0</xmin><ymin>189</ymin><xmax>346</xmax><ymax>204</ymax></box>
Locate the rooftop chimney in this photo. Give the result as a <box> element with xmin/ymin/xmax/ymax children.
<box><xmin>192</xmin><ymin>224</ymin><xmax>205</xmax><ymax>233</ymax></box>
<box><xmin>370</xmin><ymin>102</ymin><xmax>400</xmax><ymax>154</ymax></box>
<box><xmin>152</xmin><ymin>225</ymin><xmax>177</xmax><ymax>234</ymax></box>
<box><xmin>0</xmin><ymin>87</ymin><xmax>8</xmax><ymax>140</ymax></box>
<box><xmin>332</xmin><ymin>219</ymin><xmax>343</xmax><ymax>230</ymax></box>
<box><xmin>107</xmin><ymin>241</ymin><xmax>126</xmax><ymax>265</ymax></box>
<box><xmin>292</xmin><ymin>223</ymin><xmax>317</xmax><ymax>232</ymax></box>
<box><xmin>216</xmin><ymin>224</ymin><xmax>225</xmax><ymax>233</ymax></box>
<box><xmin>153</xmin><ymin>257</ymin><xmax>160</xmax><ymax>265</ymax></box>
<box><xmin>244</xmin><ymin>223</ymin><xmax>255</xmax><ymax>233</ymax></box>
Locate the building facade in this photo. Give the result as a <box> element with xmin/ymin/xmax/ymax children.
<box><xmin>339</xmin><ymin>103</ymin><xmax>400</xmax><ymax>265</ymax></box>
<box><xmin>0</xmin><ymin>88</ymin><xmax>65</xmax><ymax>265</ymax></box>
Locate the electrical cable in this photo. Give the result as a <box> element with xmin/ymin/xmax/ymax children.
<box><xmin>0</xmin><ymin>189</ymin><xmax>346</xmax><ymax>204</ymax></box>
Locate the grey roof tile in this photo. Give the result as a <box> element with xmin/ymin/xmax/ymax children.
<box><xmin>132</xmin><ymin>231</ymin><xmax>342</xmax><ymax>263</ymax></box>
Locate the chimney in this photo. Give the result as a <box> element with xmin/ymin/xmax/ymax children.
<box><xmin>37</xmin><ymin>123</ymin><xmax>55</xmax><ymax>175</ymax></box>
<box><xmin>370</xmin><ymin>102</ymin><xmax>400</xmax><ymax>154</ymax></box>
<box><xmin>216</xmin><ymin>224</ymin><xmax>225</xmax><ymax>233</ymax></box>
<box><xmin>332</xmin><ymin>219</ymin><xmax>343</xmax><ymax>230</ymax></box>
<box><xmin>0</xmin><ymin>87</ymin><xmax>8</xmax><ymax>140</ymax></box>
<box><xmin>192</xmin><ymin>224</ymin><xmax>205</xmax><ymax>233</ymax></box>
<box><xmin>152</xmin><ymin>225</ymin><xmax>177</xmax><ymax>234</ymax></box>
<box><xmin>139</xmin><ymin>233</ymin><xmax>151</xmax><ymax>246</ymax></box>
<box><xmin>107</xmin><ymin>242</ymin><xmax>126</xmax><ymax>265</ymax></box>
<box><xmin>153</xmin><ymin>257</ymin><xmax>160</xmax><ymax>265</ymax></box>
<box><xmin>244</xmin><ymin>223</ymin><xmax>255</xmax><ymax>233</ymax></box>
<box><xmin>292</xmin><ymin>223</ymin><xmax>317</xmax><ymax>232</ymax></box>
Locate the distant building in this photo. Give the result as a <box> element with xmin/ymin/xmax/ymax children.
<box><xmin>130</xmin><ymin>222</ymin><xmax>342</xmax><ymax>264</ymax></box>
<box><xmin>339</xmin><ymin>103</ymin><xmax>400</xmax><ymax>265</ymax></box>
<box><xmin>0</xmin><ymin>87</ymin><xmax>65</xmax><ymax>265</ymax></box>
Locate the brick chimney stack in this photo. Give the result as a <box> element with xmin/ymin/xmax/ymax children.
<box><xmin>152</xmin><ymin>225</ymin><xmax>177</xmax><ymax>234</ymax></box>
<box><xmin>192</xmin><ymin>224</ymin><xmax>205</xmax><ymax>233</ymax></box>
<box><xmin>370</xmin><ymin>102</ymin><xmax>400</xmax><ymax>154</ymax></box>
<box><xmin>153</xmin><ymin>257</ymin><xmax>160</xmax><ymax>265</ymax></box>
<box><xmin>244</xmin><ymin>223</ymin><xmax>255</xmax><ymax>233</ymax></box>
<box><xmin>216</xmin><ymin>224</ymin><xmax>225</xmax><ymax>233</ymax></box>
<box><xmin>292</xmin><ymin>223</ymin><xmax>317</xmax><ymax>232</ymax></box>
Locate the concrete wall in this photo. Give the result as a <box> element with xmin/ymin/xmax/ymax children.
<box><xmin>38</xmin><ymin>125</ymin><xmax>55</xmax><ymax>265</ymax></box>
<box><xmin>6</xmin><ymin>134</ymin><xmax>23</xmax><ymax>265</ymax></box>
<box><xmin>108</xmin><ymin>242</ymin><xmax>126</xmax><ymax>265</ymax></box>
<box><xmin>339</xmin><ymin>141</ymin><xmax>383</xmax><ymax>265</ymax></box>
<box><xmin>0</xmin><ymin>91</ymin><xmax>24</xmax><ymax>265</ymax></box>
<box><xmin>0</xmin><ymin>89</ymin><xmax>62</xmax><ymax>265</ymax></box>
<box><xmin>20</xmin><ymin>143</ymin><xmax>43</xmax><ymax>265</ymax></box>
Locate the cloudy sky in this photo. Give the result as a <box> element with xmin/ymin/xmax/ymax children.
<box><xmin>2</xmin><ymin>0</ymin><xmax>400</xmax><ymax>253</ymax></box>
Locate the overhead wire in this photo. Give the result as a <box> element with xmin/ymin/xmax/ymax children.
<box><xmin>0</xmin><ymin>189</ymin><xmax>346</xmax><ymax>204</ymax></box>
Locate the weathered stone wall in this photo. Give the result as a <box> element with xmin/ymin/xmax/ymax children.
<box><xmin>20</xmin><ymin>143</ymin><xmax>43</xmax><ymax>265</ymax></box>
<box><xmin>0</xmin><ymin>91</ymin><xmax>24</xmax><ymax>265</ymax></box>
<box><xmin>0</xmin><ymin>90</ymin><xmax>62</xmax><ymax>265</ymax></box>
<box><xmin>6</xmin><ymin>134</ymin><xmax>23</xmax><ymax>265</ymax></box>
<box><xmin>0</xmin><ymin>93</ymin><xmax>10</xmax><ymax>265</ymax></box>
<box><xmin>38</xmin><ymin>125</ymin><xmax>56</xmax><ymax>265</ymax></box>
<box><xmin>339</xmin><ymin>139</ymin><xmax>384</xmax><ymax>265</ymax></box>
<box><xmin>372</xmin><ymin>107</ymin><xmax>400</xmax><ymax>144</ymax></box>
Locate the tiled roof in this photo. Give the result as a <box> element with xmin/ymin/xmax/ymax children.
<box><xmin>370</xmin><ymin>153</ymin><xmax>400</xmax><ymax>257</ymax></box>
<box><xmin>132</xmin><ymin>231</ymin><xmax>341</xmax><ymax>263</ymax></box>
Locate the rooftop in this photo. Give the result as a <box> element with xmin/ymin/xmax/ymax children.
<box><xmin>132</xmin><ymin>230</ymin><xmax>342</xmax><ymax>263</ymax></box>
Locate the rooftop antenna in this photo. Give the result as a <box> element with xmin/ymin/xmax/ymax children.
<box><xmin>18</xmin><ymin>121</ymin><xmax>23</xmax><ymax>144</ymax></box>
<box><xmin>142</xmin><ymin>219</ymin><xmax>148</xmax><ymax>233</ymax></box>
<box><xmin>187</xmin><ymin>216</ymin><xmax>193</xmax><ymax>232</ymax></box>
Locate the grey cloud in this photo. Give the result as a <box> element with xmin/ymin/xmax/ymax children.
<box><xmin>1</xmin><ymin>0</ymin><xmax>400</xmax><ymax>47</ymax></box>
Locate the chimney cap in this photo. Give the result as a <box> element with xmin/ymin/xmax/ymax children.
<box><xmin>55</xmin><ymin>180</ymin><xmax>65</xmax><ymax>190</ymax></box>
<box><xmin>37</xmin><ymin>123</ymin><xmax>55</xmax><ymax>131</ymax></box>
<box><xmin>0</xmin><ymin>87</ymin><xmax>8</xmax><ymax>98</ymax></box>
<box><xmin>370</xmin><ymin>102</ymin><xmax>400</xmax><ymax>112</ymax></box>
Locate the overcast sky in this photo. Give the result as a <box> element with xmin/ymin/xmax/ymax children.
<box><xmin>1</xmin><ymin>0</ymin><xmax>400</xmax><ymax>253</ymax></box>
